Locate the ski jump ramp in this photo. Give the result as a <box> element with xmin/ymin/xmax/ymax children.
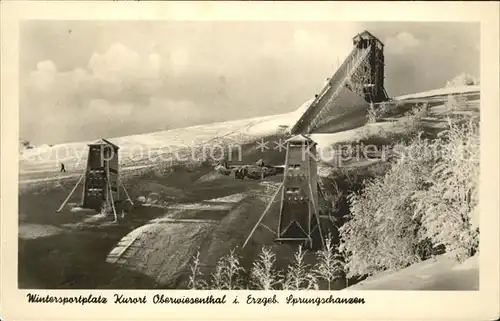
<box><xmin>289</xmin><ymin>30</ymin><xmax>479</xmax><ymax>136</ymax></box>
<box><xmin>290</xmin><ymin>30</ymin><xmax>389</xmax><ymax>136</ymax></box>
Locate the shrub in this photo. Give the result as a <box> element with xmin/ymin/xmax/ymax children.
<box><xmin>401</xmin><ymin>103</ymin><xmax>428</xmax><ymax>134</ymax></box>
<box><xmin>319</xmin><ymin>181</ymin><xmax>343</xmax><ymax>216</ymax></box>
<box><xmin>321</xmin><ymin>163</ymin><xmax>392</xmax><ymax>222</ymax></box>
<box><xmin>366</xmin><ymin>101</ymin><xmax>393</xmax><ymax>123</ymax></box>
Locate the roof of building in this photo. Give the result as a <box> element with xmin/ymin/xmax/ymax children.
<box><xmin>353</xmin><ymin>30</ymin><xmax>384</xmax><ymax>46</ymax></box>
<box><xmin>285</xmin><ymin>134</ymin><xmax>316</xmax><ymax>145</ymax></box>
<box><xmin>88</xmin><ymin>138</ymin><xmax>120</xmax><ymax>149</ymax></box>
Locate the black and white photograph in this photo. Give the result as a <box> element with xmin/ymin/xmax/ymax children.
<box><xmin>2</xmin><ymin>1</ymin><xmax>499</xmax><ymax>319</ymax></box>
<box><xmin>15</xmin><ymin>19</ymin><xmax>484</xmax><ymax>292</ymax></box>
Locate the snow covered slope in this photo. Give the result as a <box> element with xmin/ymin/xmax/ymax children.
<box><xmin>19</xmin><ymin>99</ymin><xmax>314</xmax><ymax>175</ymax></box>
<box><xmin>392</xmin><ymin>85</ymin><xmax>479</xmax><ymax>101</ymax></box>
<box><xmin>343</xmin><ymin>252</ymin><xmax>478</xmax><ymax>291</ymax></box>
<box><xmin>19</xmin><ymin>85</ymin><xmax>478</xmax><ymax>177</ymax></box>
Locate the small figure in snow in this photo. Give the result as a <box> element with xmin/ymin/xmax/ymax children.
<box><xmin>60</xmin><ymin>163</ymin><xmax>66</xmax><ymax>172</ymax></box>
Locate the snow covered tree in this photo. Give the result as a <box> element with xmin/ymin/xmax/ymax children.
<box><xmin>188</xmin><ymin>250</ymin><xmax>208</xmax><ymax>290</ymax></box>
<box><xmin>250</xmin><ymin>246</ymin><xmax>283</xmax><ymax>290</ymax></box>
<box><xmin>413</xmin><ymin>118</ymin><xmax>479</xmax><ymax>261</ymax></box>
<box><xmin>209</xmin><ymin>249</ymin><xmax>245</xmax><ymax>290</ymax></box>
<box><xmin>210</xmin><ymin>258</ymin><xmax>225</xmax><ymax>290</ymax></box>
<box><xmin>340</xmin><ymin>96</ymin><xmax>480</xmax><ymax>278</ymax></box>
<box><xmin>313</xmin><ymin>234</ymin><xmax>344</xmax><ymax>290</ymax></box>
<box><xmin>339</xmin><ymin>133</ymin><xmax>435</xmax><ymax>277</ymax></box>
<box><xmin>283</xmin><ymin>245</ymin><xmax>317</xmax><ymax>290</ymax></box>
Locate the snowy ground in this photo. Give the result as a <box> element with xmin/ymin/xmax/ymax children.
<box><xmin>392</xmin><ymin>85</ymin><xmax>479</xmax><ymax>101</ymax></box>
<box><xmin>19</xmin><ymin>99</ymin><xmax>314</xmax><ymax>176</ymax></box>
<box><xmin>18</xmin><ymin>85</ymin><xmax>480</xmax><ymax>290</ymax></box>
<box><xmin>343</xmin><ymin>252</ymin><xmax>479</xmax><ymax>291</ymax></box>
<box><xmin>311</xmin><ymin>97</ymin><xmax>480</xmax><ymax>155</ymax></box>
<box><xmin>19</xmin><ymin>85</ymin><xmax>478</xmax><ymax>185</ymax></box>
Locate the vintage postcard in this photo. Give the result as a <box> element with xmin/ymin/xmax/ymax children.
<box><xmin>1</xmin><ymin>1</ymin><xmax>499</xmax><ymax>320</ymax></box>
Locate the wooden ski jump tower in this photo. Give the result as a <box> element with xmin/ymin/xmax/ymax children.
<box><xmin>291</xmin><ymin>30</ymin><xmax>388</xmax><ymax>135</ymax></box>
<box><xmin>243</xmin><ymin>30</ymin><xmax>388</xmax><ymax>250</ymax></box>
<box><xmin>57</xmin><ymin>138</ymin><xmax>133</xmax><ymax>222</ymax></box>
<box><xmin>350</xmin><ymin>30</ymin><xmax>388</xmax><ymax>103</ymax></box>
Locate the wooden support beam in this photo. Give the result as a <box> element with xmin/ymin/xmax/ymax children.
<box><xmin>242</xmin><ymin>183</ymin><xmax>283</xmax><ymax>249</ymax></box>
<box><xmin>275</xmin><ymin>237</ymin><xmax>311</xmax><ymax>242</ymax></box>
<box><xmin>121</xmin><ymin>182</ymin><xmax>134</xmax><ymax>205</ymax></box>
<box><xmin>307</xmin><ymin>150</ymin><xmax>325</xmax><ymax>247</ymax></box>
<box><xmin>108</xmin><ymin>181</ymin><xmax>118</xmax><ymax>223</ymax></box>
<box><xmin>260</xmin><ymin>223</ymin><xmax>276</xmax><ymax>235</ymax></box>
<box><xmin>56</xmin><ymin>174</ymin><xmax>85</xmax><ymax>213</ymax></box>
<box><xmin>277</xmin><ymin>146</ymin><xmax>290</xmax><ymax>236</ymax></box>
<box><xmin>309</xmin><ymin>181</ymin><xmax>325</xmax><ymax>247</ymax></box>
<box><xmin>106</xmin><ymin>167</ymin><xmax>118</xmax><ymax>223</ymax></box>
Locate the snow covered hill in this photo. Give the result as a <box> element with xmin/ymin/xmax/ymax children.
<box><xmin>343</xmin><ymin>252</ymin><xmax>479</xmax><ymax>291</ymax></box>
<box><xmin>19</xmin><ymin>85</ymin><xmax>479</xmax><ymax>178</ymax></box>
<box><xmin>19</xmin><ymin>99</ymin><xmax>315</xmax><ymax>174</ymax></box>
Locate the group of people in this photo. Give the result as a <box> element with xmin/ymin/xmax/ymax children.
<box><xmin>235</xmin><ymin>159</ymin><xmax>267</xmax><ymax>180</ymax></box>
<box><xmin>215</xmin><ymin>158</ymin><xmax>267</xmax><ymax>180</ymax></box>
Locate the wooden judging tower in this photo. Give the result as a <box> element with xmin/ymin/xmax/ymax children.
<box><xmin>57</xmin><ymin>138</ymin><xmax>132</xmax><ymax>222</ymax></box>
<box><xmin>277</xmin><ymin>134</ymin><xmax>323</xmax><ymax>244</ymax></box>
<box><xmin>242</xmin><ymin>134</ymin><xmax>325</xmax><ymax>250</ymax></box>
<box><xmin>83</xmin><ymin>139</ymin><xmax>120</xmax><ymax>211</ymax></box>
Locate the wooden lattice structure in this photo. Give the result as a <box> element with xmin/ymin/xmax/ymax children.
<box><xmin>82</xmin><ymin>139</ymin><xmax>120</xmax><ymax>211</ymax></box>
<box><xmin>350</xmin><ymin>30</ymin><xmax>388</xmax><ymax>103</ymax></box>
<box><xmin>277</xmin><ymin>135</ymin><xmax>324</xmax><ymax>246</ymax></box>
<box><xmin>57</xmin><ymin>138</ymin><xmax>133</xmax><ymax>222</ymax></box>
<box><xmin>242</xmin><ymin>135</ymin><xmax>324</xmax><ymax>249</ymax></box>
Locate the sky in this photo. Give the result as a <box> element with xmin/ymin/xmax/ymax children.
<box><xmin>19</xmin><ymin>21</ymin><xmax>480</xmax><ymax>145</ymax></box>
